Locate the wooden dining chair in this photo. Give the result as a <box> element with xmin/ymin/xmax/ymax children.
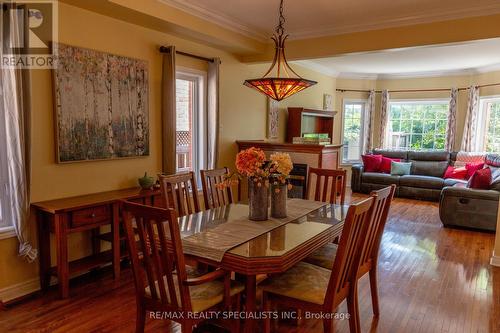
<box><xmin>121</xmin><ymin>201</ymin><xmax>244</xmax><ymax>333</ymax></box>
<box><xmin>260</xmin><ymin>196</ymin><xmax>375</xmax><ymax>333</ymax></box>
<box><xmin>201</xmin><ymin>167</ymin><xmax>234</xmax><ymax>209</ymax></box>
<box><xmin>302</xmin><ymin>185</ymin><xmax>396</xmax><ymax>329</ymax></box>
<box><xmin>307</xmin><ymin>167</ymin><xmax>347</xmax><ymax>205</ymax></box>
<box><xmin>159</xmin><ymin>172</ymin><xmax>201</xmax><ymax>217</ymax></box>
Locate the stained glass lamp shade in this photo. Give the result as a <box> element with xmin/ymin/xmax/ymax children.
<box><xmin>244</xmin><ymin>0</ymin><xmax>317</xmax><ymax>101</ymax></box>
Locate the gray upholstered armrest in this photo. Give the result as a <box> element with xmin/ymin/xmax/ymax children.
<box><xmin>441</xmin><ymin>186</ymin><xmax>500</xmax><ymax>201</ymax></box>
<box><xmin>351</xmin><ymin>163</ymin><xmax>364</xmax><ymax>192</ymax></box>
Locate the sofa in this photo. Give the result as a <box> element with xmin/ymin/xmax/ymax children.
<box><xmin>351</xmin><ymin>150</ymin><xmax>499</xmax><ymax>231</ymax></box>
<box><xmin>351</xmin><ymin>149</ymin><xmax>463</xmax><ymax>201</ymax></box>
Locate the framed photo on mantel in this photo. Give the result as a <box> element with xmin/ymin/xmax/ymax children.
<box><xmin>53</xmin><ymin>43</ymin><xmax>149</xmax><ymax>163</ymax></box>
<box><xmin>267</xmin><ymin>98</ymin><xmax>279</xmax><ymax>140</ymax></box>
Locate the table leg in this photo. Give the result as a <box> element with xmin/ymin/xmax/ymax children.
<box><xmin>244</xmin><ymin>275</ymin><xmax>257</xmax><ymax>333</ymax></box>
<box><xmin>112</xmin><ymin>203</ymin><xmax>120</xmax><ymax>281</ymax></box>
<box><xmin>37</xmin><ymin>211</ymin><xmax>51</xmax><ymax>291</ymax></box>
<box><xmin>54</xmin><ymin>214</ymin><xmax>69</xmax><ymax>298</ymax></box>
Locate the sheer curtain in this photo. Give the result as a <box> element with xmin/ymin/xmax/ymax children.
<box><xmin>362</xmin><ymin>90</ymin><xmax>375</xmax><ymax>154</ymax></box>
<box><xmin>0</xmin><ymin>8</ymin><xmax>36</xmax><ymax>261</ymax></box>
<box><xmin>445</xmin><ymin>88</ymin><xmax>458</xmax><ymax>151</ymax></box>
<box><xmin>461</xmin><ymin>86</ymin><xmax>480</xmax><ymax>152</ymax></box>
<box><xmin>207</xmin><ymin>58</ymin><xmax>220</xmax><ymax>169</ymax></box>
<box><xmin>378</xmin><ymin>90</ymin><xmax>390</xmax><ymax>148</ymax></box>
<box><xmin>161</xmin><ymin>46</ymin><xmax>177</xmax><ymax>174</ymax></box>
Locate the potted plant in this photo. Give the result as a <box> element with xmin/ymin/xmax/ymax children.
<box><xmin>269</xmin><ymin>152</ymin><xmax>293</xmax><ymax>218</ymax></box>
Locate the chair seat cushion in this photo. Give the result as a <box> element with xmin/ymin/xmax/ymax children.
<box><xmin>362</xmin><ymin>172</ymin><xmax>400</xmax><ymax>185</ymax></box>
<box><xmin>259</xmin><ymin>261</ymin><xmax>331</xmax><ymax>305</ymax></box>
<box><xmin>444</xmin><ymin>178</ymin><xmax>468</xmax><ymax>187</ymax></box>
<box><xmin>145</xmin><ymin>272</ymin><xmax>244</xmax><ymax>313</ymax></box>
<box><xmin>302</xmin><ymin>243</ymin><xmax>338</xmax><ymax>270</ymax></box>
<box><xmin>399</xmin><ymin>175</ymin><xmax>444</xmax><ymax>189</ymax></box>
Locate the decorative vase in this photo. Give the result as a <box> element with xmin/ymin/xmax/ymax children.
<box><xmin>271</xmin><ymin>182</ymin><xmax>287</xmax><ymax>218</ymax></box>
<box><xmin>248</xmin><ymin>178</ymin><xmax>269</xmax><ymax>221</ymax></box>
<box><xmin>138</xmin><ymin>172</ymin><xmax>155</xmax><ymax>189</ymax></box>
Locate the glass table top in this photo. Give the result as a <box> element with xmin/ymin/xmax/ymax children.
<box><xmin>177</xmin><ymin>203</ymin><xmax>348</xmax><ymax>258</ymax></box>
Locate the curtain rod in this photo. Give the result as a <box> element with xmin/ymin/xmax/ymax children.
<box><xmin>336</xmin><ymin>82</ymin><xmax>500</xmax><ymax>94</ymax></box>
<box><xmin>159</xmin><ymin>46</ymin><xmax>215</xmax><ymax>63</ymax></box>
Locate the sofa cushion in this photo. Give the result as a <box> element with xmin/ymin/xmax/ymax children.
<box><xmin>362</xmin><ymin>154</ymin><xmax>383</xmax><ymax>172</ymax></box>
<box><xmin>391</xmin><ymin>161</ymin><xmax>412</xmax><ymax>176</ymax></box>
<box><xmin>408</xmin><ymin>151</ymin><xmax>450</xmax><ymax>161</ymax></box>
<box><xmin>400</xmin><ymin>175</ymin><xmax>444</xmax><ymax>189</ymax></box>
<box><xmin>465</xmin><ymin>162</ymin><xmax>484</xmax><ymax>179</ymax></box>
<box><xmin>380</xmin><ymin>157</ymin><xmax>401</xmax><ymax>174</ymax></box>
<box><xmin>410</xmin><ymin>160</ymin><xmax>448</xmax><ymax>178</ymax></box>
<box><xmin>467</xmin><ymin>168</ymin><xmax>492</xmax><ymax>190</ymax></box>
<box><xmin>373</xmin><ymin>149</ymin><xmax>408</xmax><ymax>160</ymax></box>
<box><xmin>362</xmin><ymin>172</ymin><xmax>400</xmax><ymax>185</ymax></box>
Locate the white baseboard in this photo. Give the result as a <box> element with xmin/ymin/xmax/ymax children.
<box><xmin>0</xmin><ymin>278</ymin><xmax>41</xmax><ymax>303</ymax></box>
<box><xmin>490</xmin><ymin>251</ymin><xmax>500</xmax><ymax>267</ymax></box>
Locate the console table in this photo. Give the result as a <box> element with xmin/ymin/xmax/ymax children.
<box><xmin>32</xmin><ymin>187</ymin><xmax>163</xmax><ymax>298</ymax></box>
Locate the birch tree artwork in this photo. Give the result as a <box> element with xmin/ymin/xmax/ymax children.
<box><xmin>54</xmin><ymin>44</ymin><xmax>149</xmax><ymax>162</ymax></box>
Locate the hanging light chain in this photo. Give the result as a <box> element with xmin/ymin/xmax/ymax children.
<box><xmin>275</xmin><ymin>0</ymin><xmax>286</xmax><ymax>38</ymax></box>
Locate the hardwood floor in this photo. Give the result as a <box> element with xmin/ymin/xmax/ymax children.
<box><xmin>1</xmin><ymin>196</ymin><xmax>499</xmax><ymax>333</ymax></box>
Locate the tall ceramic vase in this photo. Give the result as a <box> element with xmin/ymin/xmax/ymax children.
<box><xmin>248</xmin><ymin>178</ymin><xmax>269</xmax><ymax>221</ymax></box>
<box><xmin>271</xmin><ymin>182</ymin><xmax>287</xmax><ymax>218</ymax></box>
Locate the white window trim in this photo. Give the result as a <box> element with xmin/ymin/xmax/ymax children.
<box><xmin>386</xmin><ymin>98</ymin><xmax>450</xmax><ymax>151</ymax></box>
<box><xmin>0</xmin><ymin>226</ymin><xmax>16</xmax><ymax>240</ymax></box>
<box><xmin>341</xmin><ymin>99</ymin><xmax>367</xmax><ymax>164</ymax></box>
<box><xmin>176</xmin><ymin>67</ymin><xmax>207</xmax><ymax>183</ymax></box>
<box><xmin>478</xmin><ymin>95</ymin><xmax>500</xmax><ymax>153</ymax></box>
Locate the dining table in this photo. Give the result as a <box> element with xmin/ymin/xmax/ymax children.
<box><xmin>174</xmin><ymin>199</ymin><xmax>348</xmax><ymax>333</ymax></box>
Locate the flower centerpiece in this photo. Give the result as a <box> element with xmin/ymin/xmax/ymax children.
<box><xmin>234</xmin><ymin>147</ymin><xmax>271</xmax><ymax>220</ymax></box>
<box><xmin>269</xmin><ymin>152</ymin><xmax>293</xmax><ymax>218</ymax></box>
<box><xmin>219</xmin><ymin>147</ymin><xmax>293</xmax><ymax>220</ymax></box>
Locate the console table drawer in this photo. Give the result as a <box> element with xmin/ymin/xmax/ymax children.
<box><xmin>71</xmin><ymin>205</ymin><xmax>111</xmax><ymax>228</ymax></box>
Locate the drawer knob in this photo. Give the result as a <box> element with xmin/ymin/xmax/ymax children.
<box><xmin>90</xmin><ymin>213</ymin><xmax>96</xmax><ymax>218</ymax></box>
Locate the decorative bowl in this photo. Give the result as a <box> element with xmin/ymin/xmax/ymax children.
<box><xmin>138</xmin><ymin>172</ymin><xmax>155</xmax><ymax>189</ymax></box>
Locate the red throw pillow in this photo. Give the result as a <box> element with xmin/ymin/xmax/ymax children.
<box><xmin>444</xmin><ymin>166</ymin><xmax>468</xmax><ymax>180</ymax></box>
<box><xmin>362</xmin><ymin>154</ymin><xmax>383</xmax><ymax>172</ymax></box>
<box><xmin>465</xmin><ymin>162</ymin><xmax>484</xmax><ymax>179</ymax></box>
<box><xmin>380</xmin><ymin>157</ymin><xmax>401</xmax><ymax>174</ymax></box>
<box><xmin>467</xmin><ymin>167</ymin><xmax>492</xmax><ymax>189</ymax></box>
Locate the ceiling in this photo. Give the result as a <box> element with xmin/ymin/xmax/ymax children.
<box><xmin>294</xmin><ymin>38</ymin><xmax>500</xmax><ymax>78</ymax></box>
<box><xmin>159</xmin><ymin>0</ymin><xmax>500</xmax><ymax>41</ymax></box>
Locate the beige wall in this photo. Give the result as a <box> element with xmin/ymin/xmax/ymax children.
<box><xmin>0</xmin><ymin>3</ymin><xmax>335</xmax><ymax>293</ymax></box>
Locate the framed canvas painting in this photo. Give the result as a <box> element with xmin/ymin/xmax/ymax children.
<box><xmin>53</xmin><ymin>43</ymin><xmax>149</xmax><ymax>163</ymax></box>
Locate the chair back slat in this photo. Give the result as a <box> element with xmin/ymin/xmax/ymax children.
<box><xmin>325</xmin><ymin>196</ymin><xmax>374</xmax><ymax>309</ymax></box>
<box><xmin>201</xmin><ymin>168</ymin><xmax>234</xmax><ymax>209</ymax></box>
<box><xmin>159</xmin><ymin>172</ymin><xmax>201</xmax><ymax>216</ymax></box>
<box><xmin>358</xmin><ymin>185</ymin><xmax>396</xmax><ymax>274</ymax></box>
<box><xmin>121</xmin><ymin>201</ymin><xmax>192</xmax><ymax>312</ymax></box>
<box><xmin>307</xmin><ymin>167</ymin><xmax>346</xmax><ymax>205</ymax></box>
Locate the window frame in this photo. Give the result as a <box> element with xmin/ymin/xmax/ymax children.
<box><xmin>175</xmin><ymin>68</ymin><xmax>207</xmax><ymax>183</ymax></box>
<box><xmin>386</xmin><ymin>98</ymin><xmax>450</xmax><ymax>151</ymax></box>
<box><xmin>341</xmin><ymin>98</ymin><xmax>366</xmax><ymax>164</ymax></box>
<box><xmin>478</xmin><ymin>95</ymin><xmax>500</xmax><ymax>153</ymax></box>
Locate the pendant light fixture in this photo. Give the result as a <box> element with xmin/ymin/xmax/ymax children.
<box><xmin>244</xmin><ymin>0</ymin><xmax>317</xmax><ymax>101</ymax></box>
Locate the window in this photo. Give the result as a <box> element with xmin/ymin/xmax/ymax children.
<box><xmin>342</xmin><ymin>100</ymin><xmax>365</xmax><ymax>163</ymax></box>
<box><xmin>0</xmin><ymin>98</ymin><xmax>11</xmax><ymax>231</ymax></box>
<box><xmin>478</xmin><ymin>97</ymin><xmax>500</xmax><ymax>153</ymax></box>
<box><xmin>386</xmin><ymin>100</ymin><xmax>449</xmax><ymax>150</ymax></box>
<box><xmin>175</xmin><ymin>70</ymin><xmax>206</xmax><ymax>178</ymax></box>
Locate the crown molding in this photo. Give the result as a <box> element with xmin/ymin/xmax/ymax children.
<box><xmin>290</xmin><ymin>3</ymin><xmax>500</xmax><ymax>40</ymax></box>
<box><xmin>157</xmin><ymin>0</ymin><xmax>268</xmax><ymax>42</ymax></box>
<box><xmin>157</xmin><ymin>1</ymin><xmax>500</xmax><ymax>42</ymax></box>
<box><xmin>298</xmin><ymin>62</ymin><xmax>500</xmax><ymax>81</ymax></box>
